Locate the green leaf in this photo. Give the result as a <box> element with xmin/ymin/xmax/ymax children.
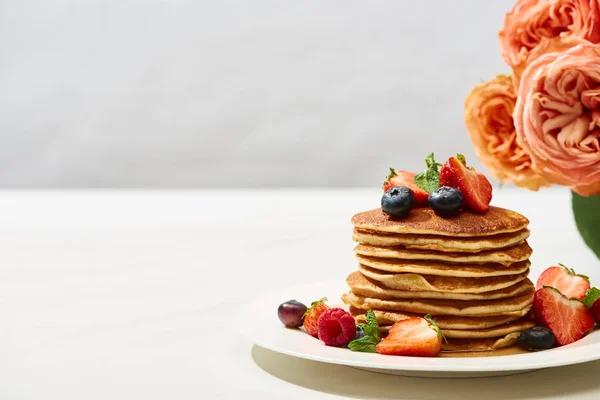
<box><xmin>572</xmin><ymin>191</ymin><xmax>600</xmax><ymax>260</ymax></box>
<box><xmin>583</xmin><ymin>287</ymin><xmax>600</xmax><ymax>308</ymax></box>
<box><xmin>348</xmin><ymin>336</ymin><xmax>378</xmax><ymax>353</ymax></box>
<box><xmin>365</xmin><ymin>310</ymin><xmax>378</xmax><ymax>329</ymax></box>
<box><xmin>362</xmin><ymin>310</ymin><xmax>380</xmax><ymax>342</ymax></box>
<box><xmin>456</xmin><ymin>153</ymin><xmax>466</xmax><ymax>165</ymax></box>
<box><xmin>414</xmin><ymin>152</ymin><xmax>441</xmax><ymax>193</ymax></box>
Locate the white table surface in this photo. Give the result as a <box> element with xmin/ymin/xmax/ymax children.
<box><xmin>2</xmin><ymin>188</ymin><xmax>600</xmax><ymax>400</ymax></box>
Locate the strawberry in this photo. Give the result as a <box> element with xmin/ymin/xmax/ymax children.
<box><xmin>582</xmin><ymin>287</ymin><xmax>600</xmax><ymax>323</ymax></box>
<box><xmin>536</xmin><ymin>264</ymin><xmax>590</xmax><ymax>300</ymax></box>
<box><xmin>439</xmin><ymin>154</ymin><xmax>492</xmax><ymax>212</ymax></box>
<box><xmin>302</xmin><ymin>297</ymin><xmax>329</xmax><ymax>337</ymax></box>
<box><xmin>533</xmin><ymin>287</ymin><xmax>595</xmax><ymax>346</ymax></box>
<box><xmin>382</xmin><ymin>169</ymin><xmax>429</xmax><ymax>206</ymax></box>
<box><xmin>375</xmin><ymin>315</ymin><xmax>443</xmax><ymax>357</ymax></box>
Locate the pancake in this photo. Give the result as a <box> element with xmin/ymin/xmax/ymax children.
<box><xmin>354</xmin><ymin>242</ymin><xmax>532</xmax><ymax>265</ymax></box>
<box><xmin>352</xmin><ymin>228</ymin><xmax>530</xmax><ymax>252</ymax></box>
<box><xmin>357</xmin><ymin>255</ymin><xmax>531</xmax><ymax>277</ymax></box>
<box><xmin>376</xmin><ymin>319</ymin><xmax>534</xmax><ymax>339</ymax></box>
<box><xmin>351</xmin><ymin>206</ymin><xmax>529</xmax><ymax>237</ymax></box>
<box><xmin>342</xmin><ymin>291</ymin><xmax>534</xmax><ymax>316</ymax></box>
<box><xmin>350</xmin><ymin>307</ymin><xmax>527</xmax><ymax>330</ymax></box>
<box><xmin>348</xmin><ymin>270</ymin><xmax>534</xmax><ymax>299</ymax></box>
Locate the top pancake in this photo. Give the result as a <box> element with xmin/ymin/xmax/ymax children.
<box><xmin>351</xmin><ymin>206</ymin><xmax>529</xmax><ymax>237</ymax></box>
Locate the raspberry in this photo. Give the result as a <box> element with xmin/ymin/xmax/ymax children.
<box><xmin>317</xmin><ymin>308</ymin><xmax>357</xmax><ymax>347</ymax></box>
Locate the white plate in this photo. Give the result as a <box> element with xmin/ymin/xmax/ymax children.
<box><xmin>238</xmin><ymin>279</ymin><xmax>600</xmax><ymax>378</ymax></box>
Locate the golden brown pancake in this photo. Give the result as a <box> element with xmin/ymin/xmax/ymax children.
<box><xmin>354</xmin><ymin>242</ymin><xmax>532</xmax><ymax>265</ymax></box>
<box><xmin>348</xmin><ymin>270</ymin><xmax>534</xmax><ymax>299</ymax></box>
<box><xmin>357</xmin><ymin>255</ymin><xmax>531</xmax><ymax>277</ymax></box>
<box><xmin>350</xmin><ymin>307</ymin><xmax>527</xmax><ymax>330</ymax></box>
<box><xmin>342</xmin><ymin>291</ymin><xmax>534</xmax><ymax>316</ymax></box>
<box><xmin>376</xmin><ymin>319</ymin><xmax>534</xmax><ymax>339</ymax></box>
<box><xmin>352</xmin><ymin>228</ymin><xmax>530</xmax><ymax>252</ymax></box>
<box><xmin>351</xmin><ymin>207</ymin><xmax>529</xmax><ymax>237</ymax></box>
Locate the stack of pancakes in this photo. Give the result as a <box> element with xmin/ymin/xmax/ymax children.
<box><xmin>342</xmin><ymin>206</ymin><xmax>536</xmax><ymax>352</ymax></box>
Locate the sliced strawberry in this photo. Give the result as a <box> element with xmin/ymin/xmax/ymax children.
<box><xmin>439</xmin><ymin>155</ymin><xmax>492</xmax><ymax>212</ymax></box>
<box><xmin>533</xmin><ymin>287</ymin><xmax>595</xmax><ymax>346</ymax></box>
<box><xmin>375</xmin><ymin>316</ymin><xmax>442</xmax><ymax>357</ymax></box>
<box><xmin>536</xmin><ymin>264</ymin><xmax>590</xmax><ymax>300</ymax></box>
<box><xmin>382</xmin><ymin>169</ymin><xmax>428</xmax><ymax>206</ymax></box>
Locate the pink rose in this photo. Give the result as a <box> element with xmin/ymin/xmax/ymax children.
<box><xmin>499</xmin><ymin>0</ymin><xmax>600</xmax><ymax>68</ymax></box>
<box><xmin>514</xmin><ymin>43</ymin><xmax>600</xmax><ymax>195</ymax></box>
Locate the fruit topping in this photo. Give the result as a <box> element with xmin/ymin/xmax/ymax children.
<box><xmin>348</xmin><ymin>309</ymin><xmax>381</xmax><ymax>353</ymax></box>
<box><xmin>536</xmin><ymin>264</ymin><xmax>590</xmax><ymax>300</ymax></box>
<box><xmin>375</xmin><ymin>314</ymin><xmax>444</xmax><ymax>357</ymax></box>
<box><xmin>414</xmin><ymin>152</ymin><xmax>442</xmax><ymax>194</ymax></box>
<box><xmin>533</xmin><ymin>287</ymin><xmax>595</xmax><ymax>346</ymax></box>
<box><xmin>381</xmin><ymin>186</ymin><xmax>415</xmax><ymax>218</ymax></box>
<box><xmin>277</xmin><ymin>300</ymin><xmax>308</xmax><ymax>328</ymax></box>
<box><xmin>383</xmin><ymin>169</ymin><xmax>429</xmax><ymax>206</ymax></box>
<box><xmin>302</xmin><ymin>297</ymin><xmax>330</xmax><ymax>337</ymax></box>
<box><xmin>428</xmin><ymin>186</ymin><xmax>463</xmax><ymax>217</ymax></box>
<box><xmin>440</xmin><ymin>154</ymin><xmax>493</xmax><ymax>212</ymax></box>
<box><xmin>582</xmin><ymin>287</ymin><xmax>600</xmax><ymax>323</ymax></box>
<box><xmin>517</xmin><ymin>326</ymin><xmax>556</xmax><ymax>351</ymax></box>
<box><xmin>317</xmin><ymin>308</ymin><xmax>357</xmax><ymax>347</ymax></box>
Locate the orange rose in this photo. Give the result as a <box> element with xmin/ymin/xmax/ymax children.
<box><xmin>499</xmin><ymin>0</ymin><xmax>600</xmax><ymax>68</ymax></box>
<box><xmin>514</xmin><ymin>43</ymin><xmax>600</xmax><ymax>196</ymax></box>
<box><xmin>464</xmin><ymin>75</ymin><xmax>550</xmax><ymax>190</ymax></box>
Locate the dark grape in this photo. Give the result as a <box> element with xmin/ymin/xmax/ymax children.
<box><xmin>277</xmin><ymin>300</ymin><xmax>308</xmax><ymax>328</ymax></box>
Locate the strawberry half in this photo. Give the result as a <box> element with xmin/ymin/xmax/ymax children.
<box><xmin>439</xmin><ymin>154</ymin><xmax>492</xmax><ymax>212</ymax></box>
<box><xmin>382</xmin><ymin>169</ymin><xmax>428</xmax><ymax>206</ymax></box>
<box><xmin>536</xmin><ymin>264</ymin><xmax>590</xmax><ymax>300</ymax></box>
<box><xmin>376</xmin><ymin>315</ymin><xmax>443</xmax><ymax>357</ymax></box>
<box><xmin>533</xmin><ymin>287</ymin><xmax>595</xmax><ymax>346</ymax></box>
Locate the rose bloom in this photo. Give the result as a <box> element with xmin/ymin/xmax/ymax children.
<box><xmin>464</xmin><ymin>75</ymin><xmax>550</xmax><ymax>190</ymax></box>
<box><xmin>514</xmin><ymin>43</ymin><xmax>600</xmax><ymax>195</ymax></box>
<box><xmin>499</xmin><ymin>0</ymin><xmax>600</xmax><ymax>68</ymax></box>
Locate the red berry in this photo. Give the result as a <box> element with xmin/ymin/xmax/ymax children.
<box><xmin>303</xmin><ymin>298</ymin><xmax>329</xmax><ymax>337</ymax></box>
<box><xmin>383</xmin><ymin>169</ymin><xmax>429</xmax><ymax>206</ymax></box>
<box><xmin>533</xmin><ymin>287</ymin><xmax>595</xmax><ymax>346</ymax></box>
<box><xmin>536</xmin><ymin>265</ymin><xmax>590</xmax><ymax>300</ymax></box>
<box><xmin>317</xmin><ymin>308</ymin><xmax>356</xmax><ymax>347</ymax></box>
<box><xmin>439</xmin><ymin>155</ymin><xmax>492</xmax><ymax>212</ymax></box>
<box><xmin>376</xmin><ymin>316</ymin><xmax>442</xmax><ymax>357</ymax></box>
<box><xmin>591</xmin><ymin>301</ymin><xmax>600</xmax><ymax>323</ymax></box>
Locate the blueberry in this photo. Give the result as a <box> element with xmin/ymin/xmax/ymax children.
<box><xmin>355</xmin><ymin>326</ymin><xmax>366</xmax><ymax>340</ymax></box>
<box><xmin>517</xmin><ymin>326</ymin><xmax>556</xmax><ymax>351</ymax></box>
<box><xmin>428</xmin><ymin>186</ymin><xmax>463</xmax><ymax>216</ymax></box>
<box><xmin>381</xmin><ymin>186</ymin><xmax>415</xmax><ymax>218</ymax></box>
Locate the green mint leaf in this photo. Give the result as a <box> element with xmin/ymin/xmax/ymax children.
<box><xmin>414</xmin><ymin>153</ymin><xmax>441</xmax><ymax>193</ymax></box>
<box><xmin>348</xmin><ymin>336</ymin><xmax>378</xmax><ymax>353</ymax></box>
<box><xmin>363</xmin><ymin>310</ymin><xmax>380</xmax><ymax>341</ymax></box>
<box><xmin>583</xmin><ymin>287</ymin><xmax>600</xmax><ymax>308</ymax></box>
<box><xmin>572</xmin><ymin>191</ymin><xmax>600</xmax><ymax>261</ymax></box>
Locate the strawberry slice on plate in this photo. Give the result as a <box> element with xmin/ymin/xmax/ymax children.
<box><xmin>383</xmin><ymin>169</ymin><xmax>429</xmax><ymax>206</ymax></box>
<box><xmin>376</xmin><ymin>315</ymin><xmax>443</xmax><ymax>357</ymax></box>
<box><xmin>440</xmin><ymin>154</ymin><xmax>492</xmax><ymax>212</ymax></box>
<box><xmin>536</xmin><ymin>264</ymin><xmax>590</xmax><ymax>300</ymax></box>
<box><xmin>533</xmin><ymin>287</ymin><xmax>595</xmax><ymax>346</ymax></box>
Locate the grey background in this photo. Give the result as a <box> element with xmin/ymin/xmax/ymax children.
<box><xmin>0</xmin><ymin>0</ymin><xmax>515</xmax><ymax>188</ymax></box>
